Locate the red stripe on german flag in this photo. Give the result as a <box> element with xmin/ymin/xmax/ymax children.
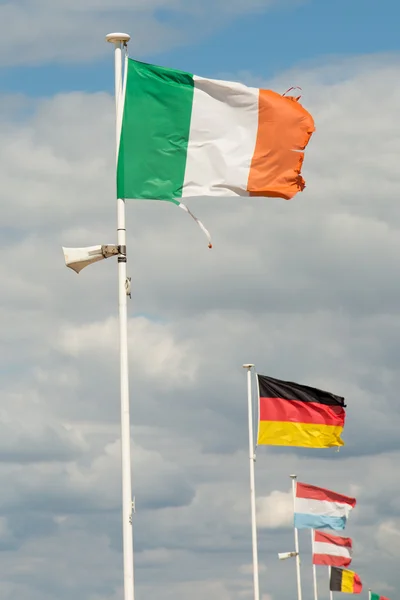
<box><xmin>257</xmin><ymin>374</ymin><xmax>346</xmax><ymax>448</ymax></box>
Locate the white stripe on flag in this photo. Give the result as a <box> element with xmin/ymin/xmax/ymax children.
<box><xmin>182</xmin><ymin>76</ymin><xmax>259</xmax><ymax>198</ymax></box>
<box><xmin>295</xmin><ymin>497</ymin><xmax>353</xmax><ymax>518</ymax></box>
<box><xmin>313</xmin><ymin>541</ymin><xmax>352</xmax><ymax>558</ymax></box>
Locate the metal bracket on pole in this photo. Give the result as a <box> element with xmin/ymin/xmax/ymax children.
<box><xmin>125</xmin><ymin>277</ymin><xmax>131</xmax><ymax>298</ymax></box>
<box><xmin>129</xmin><ymin>497</ymin><xmax>135</xmax><ymax>523</ymax></box>
<box><xmin>117</xmin><ymin>244</ymin><xmax>127</xmax><ymax>264</ymax></box>
<box><xmin>101</xmin><ymin>244</ymin><xmax>119</xmax><ymax>258</ymax></box>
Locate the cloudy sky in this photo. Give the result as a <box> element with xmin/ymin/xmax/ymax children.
<box><xmin>1</xmin><ymin>0</ymin><xmax>399</xmax><ymax>599</ymax></box>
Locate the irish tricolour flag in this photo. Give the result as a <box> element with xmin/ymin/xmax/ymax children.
<box><xmin>294</xmin><ymin>482</ymin><xmax>356</xmax><ymax>531</ymax></box>
<box><xmin>117</xmin><ymin>59</ymin><xmax>315</xmax><ymax>203</ymax></box>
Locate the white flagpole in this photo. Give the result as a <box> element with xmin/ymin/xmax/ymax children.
<box><xmin>290</xmin><ymin>474</ymin><xmax>302</xmax><ymax>600</ymax></box>
<box><xmin>329</xmin><ymin>566</ymin><xmax>333</xmax><ymax>600</ymax></box>
<box><xmin>311</xmin><ymin>529</ymin><xmax>318</xmax><ymax>600</ymax></box>
<box><xmin>243</xmin><ymin>364</ymin><xmax>260</xmax><ymax>600</ymax></box>
<box><xmin>106</xmin><ymin>32</ymin><xmax>135</xmax><ymax>600</ymax></box>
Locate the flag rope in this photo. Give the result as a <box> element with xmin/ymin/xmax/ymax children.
<box><xmin>177</xmin><ymin>202</ymin><xmax>213</xmax><ymax>248</ymax></box>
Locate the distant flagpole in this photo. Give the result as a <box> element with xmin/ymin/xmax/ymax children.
<box><xmin>243</xmin><ymin>364</ymin><xmax>260</xmax><ymax>600</ymax></box>
<box><xmin>290</xmin><ymin>474</ymin><xmax>303</xmax><ymax>600</ymax></box>
<box><xmin>106</xmin><ymin>32</ymin><xmax>135</xmax><ymax>600</ymax></box>
<box><xmin>311</xmin><ymin>529</ymin><xmax>319</xmax><ymax>600</ymax></box>
<box><xmin>329</xmin><ymin>566</ymin><xmax>333</xmax><ymax>600</ymax></box>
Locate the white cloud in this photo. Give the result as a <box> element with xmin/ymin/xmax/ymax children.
<box><xmin>240</xmin><ymin>563</ymin><xmax>267</xmax><ymax>574</ymax></box>
<box><xmin>0</xmin><ymin>0</ymin><xmax>303</xmax><ymax>66</ymax></box>
<box><xmin>157</xmin><ymin>580</ymin><xmax>233</xmax><ymax>600</ymax></box>
<box><xmin>257</xmin><ymin>490</ymin><xmax>293</xmax><ymax>529</ymax></box>
<box><xmin>376</xmin><ymin>520</ymin><xmax>400</xmax><ymax>557</ymax></box>
<box><xmin>57</xmin><ymin>315</ymin><xmax>198</xmax><ymax>387</ymax></box>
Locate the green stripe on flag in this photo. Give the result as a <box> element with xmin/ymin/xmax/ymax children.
<box><xmin>117</xmin><ymin>59</ymin><xmax>194</xmax><ymax>201</ymax></box>
<box><xmin>371</xmin><ymin>594</ymin><xmax>389</xmax><ymax>600</ymax></box>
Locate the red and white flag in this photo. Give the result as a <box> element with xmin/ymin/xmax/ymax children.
<box><xmin>313</xmin><ymin>531</ymin><xmax>352</xmax><ymax>567</ymax></box>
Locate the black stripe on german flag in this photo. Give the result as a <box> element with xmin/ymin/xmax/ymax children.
<box><xmin>258</xmin><ymin>375</ymin><xmax>346</xmax><ymax>407</ymax></box>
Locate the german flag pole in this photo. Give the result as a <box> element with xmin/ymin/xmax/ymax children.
<box><xmin>329</xmin><ymin>567</ymin><xmax>334</xmax><ymax>600</ymax></box>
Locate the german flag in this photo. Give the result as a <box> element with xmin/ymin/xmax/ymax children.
<box><xmin>330</xmin><ymin>567</ymin><xmax>362</xmax><ymax>594</ymax></box>
<box><xmin>257</xmin><ymin>374</ymin><xmax>346</xmax><ymax>448</ymax></box>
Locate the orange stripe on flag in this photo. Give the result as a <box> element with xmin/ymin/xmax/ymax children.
<box><xmin>247</xmin><ymin>90</ymin><xmax>315</xmax><ymax>200</ymax></box>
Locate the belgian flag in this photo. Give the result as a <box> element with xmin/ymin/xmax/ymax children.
<box><xmin>330</xmin><ymin>567</ymin><xmax>362</xmax><ymax>594</ymax></box>
<box><xmin>257</xmin><ymin>374</ymin><xmax>346</xmax><ymax>448</ymax></box>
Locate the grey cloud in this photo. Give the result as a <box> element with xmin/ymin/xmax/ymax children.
<box><xmin>0</xmin><ymin>421</ymin><xmax>85</xmax><ymax>463</ymax></box>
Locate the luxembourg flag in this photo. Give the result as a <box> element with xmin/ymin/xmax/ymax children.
<box><xmin>313</xmin><ymin>531</ymin><xmax>353</xmax><ymax>567</ymax></box>
<box><xmin>294</xmin><ymin>482</ymin><xmax>356</xmax><ymax>530</ymax></box>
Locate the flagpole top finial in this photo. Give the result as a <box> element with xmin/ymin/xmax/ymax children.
<box><xmin>242</xmin><ymin>364</ymin><xmax>254</xmax><ymax>369</ymax></box>
<box><xmin>289</xmin><ymin>474</ymin><xmax>297</xmax><ymax>479</ymax></box>
<box><xmin>106</xmin><ymin>32</ymin><xmax>131</xmax><ymax>44</ymax></box>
